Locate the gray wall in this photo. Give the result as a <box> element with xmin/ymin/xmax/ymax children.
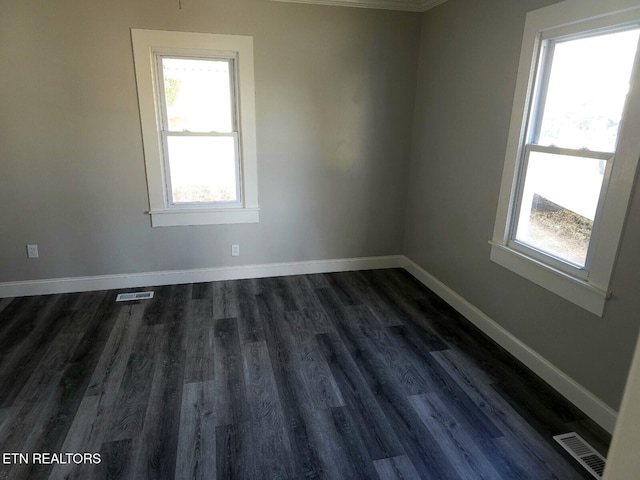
<box><xmin>405</xmin><ymin>0</ymin><xmax>640</xmax><ymax>410</ymax></box>
<box><xmin>0</xmin><ymin>0</ymin><xmax>419</xmax><ymax>281</ymax></box>
<box><xmin>1</xmin><ymin>0</ymin><xmax>638</xmax><ymax>413</ymax></box>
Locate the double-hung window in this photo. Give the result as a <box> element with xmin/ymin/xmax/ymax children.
<box><xmin>491</xmin><ymin>0</ymin><xmax>640</xmax><ymax>316</ymax></box>
<box><xmin>159</xmin><ymin>55</ymin><xmax>241</xmax><ymax>206</ymax></box>
<box><xmin>131</xmin><ymin>29</ymin><xmax>259</xmax><ymax>227</ymax></box>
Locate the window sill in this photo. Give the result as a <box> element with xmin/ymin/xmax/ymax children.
<box><xmin>489</xmin><ymin>241</ymin><xmax>609</xmax><ymax>317</ymax></box>
<box><xmin>148</xmin><ymin>207</ymin><xmax>259</xmax><ymax>227</ymax></box>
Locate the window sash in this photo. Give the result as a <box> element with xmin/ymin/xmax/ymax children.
<box><xmin>156</xmin><ymin>54</ymin><xmax>239</xmax><ymax>133</ymax></box>
<box><xmin>154</xmin><ymin>53</ymin><xmax>242</xmax><ymax>208</ymax></box>
<box><xmin>527</xmin><ymin>27</ymin><xmax>640</xmax><ymax>154</ymax></box>
<box><xmin>509</xmin><ymin>144</ymin><xmax>613</xmax><ymax>278</ymax></box>
<box><xmin>160</xmin><ymin>131</ymin><xmax>242</xmax><ymax>208</ymax></box>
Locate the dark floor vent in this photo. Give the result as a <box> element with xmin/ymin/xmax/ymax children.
<box><xmin>553</xmin><ymin>432</ymin><xmax>606</xmax><ymax>478</ymax></box>
<box><xmin>115</xmin><ymin>291</ymin><xmax>154</xmax><ymax>302</ymax></box>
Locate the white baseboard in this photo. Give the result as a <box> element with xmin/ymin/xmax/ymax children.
<box><xmin>0</xmin><ymin>253</ymin><xmax>617</xmax><ymax>432</ymax></box>
<box><xmin>401</xmin><ymin>257</ymin><xmax>618</xmax><ymax>434</ymax></box>
<box><xmin>0</xmin><ymin>255</ymin><xmax>404</xmax><ymax>298</ymax></box>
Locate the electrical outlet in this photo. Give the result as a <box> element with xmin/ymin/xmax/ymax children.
<box><xmin>26</xmin><ymin>244</ymin><xmax>39</xmax><ymax>259</ymax></box>
<box><xmin>231</xmin><ymin>244</ymin><xmax>240</xmax><ymax>257</ymax></box>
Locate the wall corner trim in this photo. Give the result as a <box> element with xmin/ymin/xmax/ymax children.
<box><xmin>400</xmin><ymin>256</ymin><xmax>618</xmax><ymax>434</ymax></box>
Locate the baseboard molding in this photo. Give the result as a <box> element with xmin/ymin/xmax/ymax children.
<box><xmin>0</xmin><ymin>253</ymin><xmax>617</xmax><ymax>432</ymax></box>
<box><xmin>401</xmin><ymin>257</ymin><xmax>618</xmax><ymax>434</ymax></box>
<box><xmin>0</xmin><ymin>255</ymin><xmax>404</xmax><ymax>299</ymax></box>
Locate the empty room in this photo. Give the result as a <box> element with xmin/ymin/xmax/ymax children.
<box><xmin>1</xmin><ymin>0</ymin><xmax>640</xmax><ymax>478</ymax></box>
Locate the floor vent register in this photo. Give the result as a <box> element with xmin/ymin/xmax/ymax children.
<box><xmin>553</xmin><ymin>432</ymin><xmax>606</xmax><ymax>478</ymax></box>
<box><xmin>115</xmin><ymin>291</ymin><xmax>155</xmax><ymax>302</ymax></box>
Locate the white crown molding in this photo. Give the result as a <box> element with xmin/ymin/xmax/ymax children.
<box><xmin>417</xmin><ymin>0</ymin><xmax>449</xmax><ymax>12</ymax></box>
<box><xmin>267</xmin><ymin>0</ymin><xmax>448</xmax><ymax>13</ymax></box>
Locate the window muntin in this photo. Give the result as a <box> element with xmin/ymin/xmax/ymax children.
<box><xmin>156</xmin><ymin>55</ymin><xmax>242</xmax><ymax>207</ymax></box>
<box><xmin>509</xmin><ymin>27</ymin><xmax>640</xmax><ymax>273</ymax></box>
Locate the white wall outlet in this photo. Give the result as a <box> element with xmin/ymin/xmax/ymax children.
<box><xmin>26</xmin><ymin>244</ymin><xmax>39</xmax><ymax>259</ymax></box>
<box><xmin>231</xmin><ymin>244</ymin><xmax>240</xmax><ymax>257</ymax></box>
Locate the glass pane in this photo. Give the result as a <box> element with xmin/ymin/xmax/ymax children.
<box><xmin>162</xmin><ymin>57</ymin><xmax>233</xmax><ymax>133</ymax></box>
<box><xmin>167</xmin><ymin>136</ymin><xmax>238</xmax><ymax>203</ymax></box>
<box><xmin>537</xmin><ymin>28</ymin><xmax>639</xmax><ymax>152</ymax></box>
<box><xmin>514</xmin><ymin>151</ymin><xmax>606</xmax><ymax>267</ymax></box>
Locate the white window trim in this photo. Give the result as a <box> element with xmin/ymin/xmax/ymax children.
<box><xmin>490</xmin><ymin>0</ymin><xmax>640</xmax><ymax>317</ymax></box>
<box><xmin>131</xmin><ymin>29</ymin><xmax>259</xmax><ymax>226</ymax></box>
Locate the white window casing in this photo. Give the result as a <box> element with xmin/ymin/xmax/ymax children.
<box><xmin>490</xmin><ymin>0</ymin><xmax>640</xmax><ymax>316</ymax></box>
<box><xmin>131</xmin><ymin>29</ymin><xmax>259</xmax><ymax>226</ymax></box>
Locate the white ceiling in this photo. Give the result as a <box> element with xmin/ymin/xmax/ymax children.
<box><xmin>268</xmin><ymin>0</ymin><xmax>449</xmax><ymax>13</ymax></box>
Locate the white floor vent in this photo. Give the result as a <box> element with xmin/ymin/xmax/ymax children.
<box><xmin>116</xmin><ymin>291</ymin><xmax>154</xmax><ymax>302</ymax></box>
<box><xmin>553</xmin><ymin>432</ymin><xmax>606</xmax><ymax>478</ymax></box>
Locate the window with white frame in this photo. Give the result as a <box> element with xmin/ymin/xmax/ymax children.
<box><xmin>131</xmin><ymin>29</ymin><xmax>259</xmax><ymax>227</ymax></box>
<box><xmin>491</xmin><ymin>1</ymin><xmax>640</xmax><ymax>316</ymax></box>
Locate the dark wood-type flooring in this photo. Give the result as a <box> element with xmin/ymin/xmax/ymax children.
<box><xmin>0</xmin><ymin>269</ymin><xmax>610</xmax><ymax>479</ymax></box>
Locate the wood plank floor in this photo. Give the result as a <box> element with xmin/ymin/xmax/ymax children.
<box><xmin>0</xmin><ymin>269</ymin><xmax>610</xmax><ymax>479</ymax></box>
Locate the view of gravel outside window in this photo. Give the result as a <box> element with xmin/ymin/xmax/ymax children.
<box><xmin>514</xmin><ymin>28</ymin><xmax>640</xmax><ymax>267</ymax></box>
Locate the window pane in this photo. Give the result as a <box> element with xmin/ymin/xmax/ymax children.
<box><xmin>167</xmin><ymin>136</ymin><xmax>238</xmax><ymax>203</ymax></box>
<box><xmin>515</xmin><ymin>151</ymin><xmax>606</xmax><ymax>267</ymax></box>
<box><xmin>162</xmin><ymin>57</ymin><xmax>233</xmax><ymax>133</ymax></box>
<box><xmin>537</xmin><ymin>29</ymin><xmax>639</xmax><ymax>152</ymax></box>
